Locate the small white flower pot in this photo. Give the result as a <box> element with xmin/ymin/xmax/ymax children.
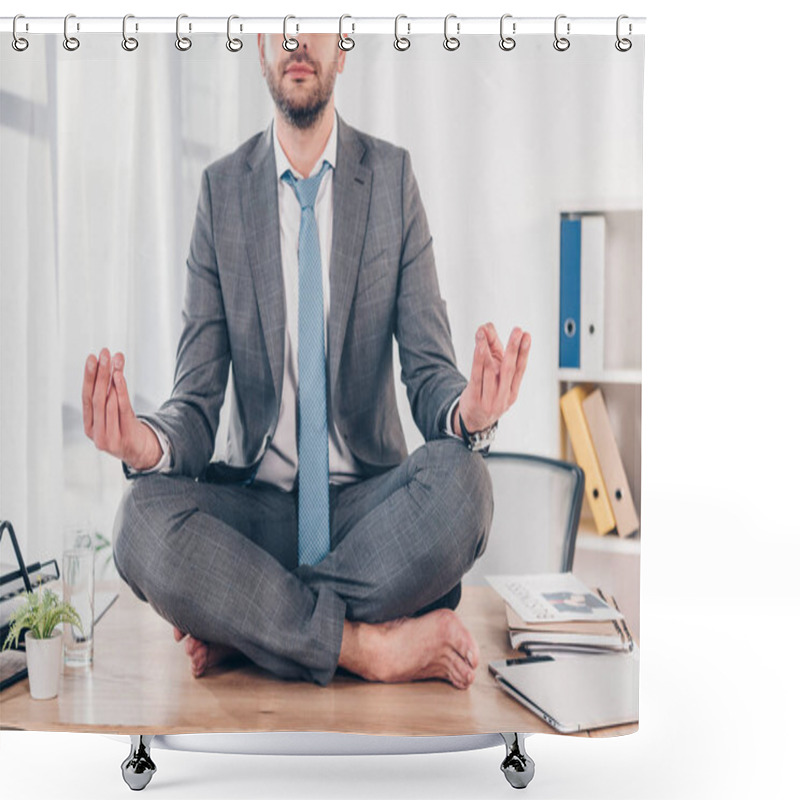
<box><xmin>24</xmin><ymin>629</ymin><xmax>63</xmax><ymax>700</ymax></box>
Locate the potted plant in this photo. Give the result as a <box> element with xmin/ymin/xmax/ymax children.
<box><xmin>2</xmin><ymin>582</ymin><xmax>84</xmax><ymax>700</ymax></box>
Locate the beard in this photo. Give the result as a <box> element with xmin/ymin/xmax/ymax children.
<box><xmin>265</xmin><ymin>52</ymin><xmax>337</xmax><ymax>130</ymax></box>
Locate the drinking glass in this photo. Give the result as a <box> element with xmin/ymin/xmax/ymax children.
<box><xmin>62</xmin><ymin>529</ymin><xmax>95</xmax><ymax>667</ymax></box>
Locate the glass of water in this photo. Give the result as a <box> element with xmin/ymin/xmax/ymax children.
<box><xmin>62</xmin><ymin>529</ymin><xmax>95</xmax><ymax>668</ymax></box>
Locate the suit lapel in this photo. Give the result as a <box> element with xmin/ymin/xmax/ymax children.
<box><xmin>329</xmin><ymin>115</ymin><xmax>373</xmax><ymax>395</ymax></box>
<box><xmin>241</xmin><ymin>117</ymin><xmax>373</xmax><ymax>409</ymax></box>
<box><xmin>243</xmin><ymin>128</ymin><xmax>285</xmax><ymax>406</ymax></box>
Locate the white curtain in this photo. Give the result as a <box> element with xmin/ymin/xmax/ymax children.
<box><xmin>1</xmin><ymin>39</ymin><xmax>61</xmax><ymax>561</ymax></box>
<box><xmin>1</xmin><ymin>33</ymin><xmax>643</xmax><ymax>563</ymax></box>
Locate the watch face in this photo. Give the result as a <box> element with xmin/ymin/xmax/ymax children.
<box><xmin>469</xmin><ymin>425</ymin><xmax>496</xmax><ymax>451</ymax></box>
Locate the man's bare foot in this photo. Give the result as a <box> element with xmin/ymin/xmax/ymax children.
<box><xmin>339</xmin><ymin>609</ymin><xmax>480</xmax><ymax>690</ymax></box>
<box><xmin>172</xmin><ymin>626</ymin><xmax>240</xmax><ymax>678</ymax></box>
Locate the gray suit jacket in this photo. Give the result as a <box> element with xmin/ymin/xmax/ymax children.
<box><xmin>135</xmin><ymin>114</ymin><xmax>468</xmax><ymax>484</ymax></box>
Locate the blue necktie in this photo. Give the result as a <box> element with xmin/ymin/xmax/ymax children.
<box><xmin>282</xmin><ymin>162</ymin><xmax>331</xmax><ymax>567</ymax></box>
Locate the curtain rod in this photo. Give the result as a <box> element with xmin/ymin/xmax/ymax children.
<box><xmin>1</xmin><ymin>16</ymin><xmax>646</xmax><ymax>37</ymax></box>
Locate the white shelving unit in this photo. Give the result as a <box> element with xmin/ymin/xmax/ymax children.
<box><xmin>557</xmin><ymin>207</ymin><xmax>643</xmax><ymax>557</ymax></box>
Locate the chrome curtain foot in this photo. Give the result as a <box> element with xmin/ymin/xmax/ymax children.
<box><xmin>500</xmin><ymin>732</ymin><xmax>535</xmax><ymax>789</ymax></box>
<box><xmin>121</xmin><ymin>735</ymin><xmax>157</xmax><ymax>791</ymax></box>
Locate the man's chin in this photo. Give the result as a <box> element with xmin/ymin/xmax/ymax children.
<box><xmin>278</xmin><ymin>98</ymin><xmax>328</xmax><ymax>129</ymax></box>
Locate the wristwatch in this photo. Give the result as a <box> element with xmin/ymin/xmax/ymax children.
<box><xmin>458</xmin><ymin>413</ymin><xmax>498</xmax><ymax>453</ymax></box>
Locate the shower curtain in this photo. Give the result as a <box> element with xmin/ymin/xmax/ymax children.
<box><xmin>1</xmin><ymin>19</ymin><xmax>644</xmax><ymax>741</ymax></box>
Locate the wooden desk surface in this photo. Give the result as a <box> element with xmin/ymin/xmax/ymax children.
<box><xmin>0</xmin><ymin>582</ymin><xmax>636</xmax><ymax>738</ymax></box>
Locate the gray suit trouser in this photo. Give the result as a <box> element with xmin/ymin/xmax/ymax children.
<box><xmin>112</xmin><ymin>437</ymin><xmax>493</xmax><ymax>687</ymax></box>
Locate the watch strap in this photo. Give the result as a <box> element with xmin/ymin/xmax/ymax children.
<box><xmin>459</xmin><ymin>413</ymin><xmax>498</xmax><ymax>452</ymax></box>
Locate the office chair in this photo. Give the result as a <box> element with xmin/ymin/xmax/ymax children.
<box><xmin>463</xmin><ymin>450</ymin><xmax>584</xmax><ymax>585</ymax></box>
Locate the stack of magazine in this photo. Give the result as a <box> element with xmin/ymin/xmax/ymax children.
<box><xmin>486</xmin><ymin>572</ymin><xmax>634</xmax><ymax>655</ymax></box>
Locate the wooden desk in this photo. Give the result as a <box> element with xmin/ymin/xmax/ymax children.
<box><xmin>0</xmin><ymin>582</ymin><xmax>636</xmax><ymax>738</ymax></box>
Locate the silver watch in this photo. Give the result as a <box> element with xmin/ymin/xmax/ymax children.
<box><xmin>458</xmin><ymin>413</ymin><xmax>498</xmax><ymax>453</ymax></box>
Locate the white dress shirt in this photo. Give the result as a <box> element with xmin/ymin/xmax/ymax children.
<box><xmin>259</xmin><ymin>117</ymin><xmax>363</xmax><ymax>490</ymax></box>
<box><xmin>136</xmin><ymin>118</ymin><xmax>463</xmax><ymax>487</ymax></box>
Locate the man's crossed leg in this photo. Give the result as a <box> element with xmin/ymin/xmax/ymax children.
<box><xmin>112</xmin><ymin>437</ymin><xmax>492</xmax><ymax>689</ymax></box>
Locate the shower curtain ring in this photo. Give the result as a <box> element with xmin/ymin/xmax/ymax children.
<box><xmin>12</xmin><ymin>15</ymin><xmax>29</xmax><ymax>52</ymax></box>
<box><xmin>443</xmin><ymin>14</ymin><xmax>460</xmax><ymax>51</ymax></box>
<box><xmin>63</xmin><ymin>13</ymin><xmax>80</xmax><ymax>51</ymax></box>
<box><xmin>122</xmin><ymin>14</ymin><xmax>139</xmax><ymax>52</ymax></box>
<box><xmin>394</xmin><ymin>15</ymin><xmax>410</xmax><ymax>51</ymax></box>
<box><xmin>226</xmin><ymin>15</ymin><xmax>243</xmax><ymax>52</ymax></box>
<box><xmin>499</xmin><ymin>14</ymin><xmax>516</xmax><ymax>51</ymax></box>
<box><xmin>175</xmin><ymin>14</ymin><xmax>192</xmax><ymax>51</ymax></box>
<box><xmin>283</xmin><ymin>15</ymin><xmax>299</xmax><ymax>51</ymax></box>
<box><xmin>553</xmin><ymin>14</ymin><xmax>570</xmax><ymax>52</ymax></box>
<box><xmin>615</xmin><ymin>15</ymin><xmax>633</xmax><ymax>52</ymax></box>
<box><xmin>339</xmin><ymin>14</ymin><xmax>355</xmax><ymax>50</ymax></box>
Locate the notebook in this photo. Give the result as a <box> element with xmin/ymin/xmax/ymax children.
<box><xmin>489</xmin><ymin>648</ymin><xmax>639</xmax><ymax>734</ymax></box>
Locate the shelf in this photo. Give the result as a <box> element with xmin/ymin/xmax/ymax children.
<box><xmin>575</xmin><ymin>529</ymin><xmax>641</xmax><ymax>556</ymax></box>
<box><xmin>556</xmin><ymin>199</ymin><xmax>643</xmax><ymax>216</ymax></box>
<box><xmin>558</xmin><ymin>368</ymin><xmax>641</xmax><ymax>385</ymax></box>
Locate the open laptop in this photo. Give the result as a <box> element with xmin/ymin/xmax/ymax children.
<box><xmin>489</xmin><ymin>648</ymin><xmax>639</xmax><ymax>734</ymax></box>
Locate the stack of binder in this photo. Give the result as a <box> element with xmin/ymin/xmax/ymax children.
<box><xmin>560</xmin><ymin>384</ymin><xmax>639</xmax><ymax>537</ymax></box>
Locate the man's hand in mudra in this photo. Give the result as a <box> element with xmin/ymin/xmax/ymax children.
<box><xmin>453</xmin><ymin>323</ymin><xmax>532</xmax><ymax>435</ymax></box>
<box><xmin>82</xmin><ymin>348</ymin><xmax>163</xmax><ymax>471</ymax></box>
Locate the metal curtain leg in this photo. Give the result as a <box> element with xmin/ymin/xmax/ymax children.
<box><xmin>121</xmin><ymin>735</ymin><xmax>157</xmax><ymax>791</ymax></box>
<box><xmin>500</xmin><ymin>732</ymin><xmax>535</xmax><ymax>789</ymax></box>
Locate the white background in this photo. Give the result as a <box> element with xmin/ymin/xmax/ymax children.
<box><xmin>2</xmin><ymin>1</ymin><xmax>798</xmax><ymax>799</ymax></box>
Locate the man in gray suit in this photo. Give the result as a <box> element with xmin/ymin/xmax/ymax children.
<box><xmin>83</xmin><ymin>34</ymin><xmax>531</xmax><ymax>690</ymax></box>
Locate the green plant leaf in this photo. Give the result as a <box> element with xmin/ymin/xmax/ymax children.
<box><xmin>1</xmin><ymin>582</ymin><xmax>84</xmax><ymax>651</ymax></box>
